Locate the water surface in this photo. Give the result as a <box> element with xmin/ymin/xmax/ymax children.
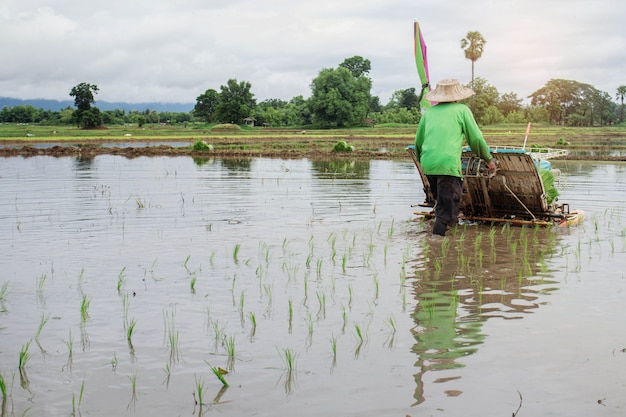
<box><xmin>0</xmin><ymin>156</ymin><xmax>625</xmax><ymax>416</ymax></box>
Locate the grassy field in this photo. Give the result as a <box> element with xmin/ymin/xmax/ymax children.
<box><xmin>1</xmin><ymin>122</ymin><xmax>626</xmax><ymax>159</ymax></box>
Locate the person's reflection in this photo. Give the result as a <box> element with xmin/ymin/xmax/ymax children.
<box><xmin>409</xmin><ymin>224</ymin><xmax>559</xmax><ymax>404</ymax></box>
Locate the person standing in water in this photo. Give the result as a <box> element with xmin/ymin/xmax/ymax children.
<box><xmin>414</xmin><ymin>78</ymin><xmax>497</xmax><ymax>236</ymax></box>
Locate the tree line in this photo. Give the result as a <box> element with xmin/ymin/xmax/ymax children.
<box><xmin>2</xmin><ymin>56</ymin><xmax>625</xmax><ymax>128</ymax></box>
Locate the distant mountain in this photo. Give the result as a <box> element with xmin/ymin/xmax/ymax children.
<box><xmin>0</xmin><ymin>97</ymin><xmax>194</xmax><ymax>113</ymax></box>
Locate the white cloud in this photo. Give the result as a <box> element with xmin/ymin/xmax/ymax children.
<box><xmin>1</xmin><ymin>0</ymin><xmax>624</xmax><ymax>105</ymax></box>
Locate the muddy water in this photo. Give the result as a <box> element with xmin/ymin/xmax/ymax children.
<box><xmin>0</xmin><ymin>156</ymin><xmax>625</xmax><ymax>417</ymax></box>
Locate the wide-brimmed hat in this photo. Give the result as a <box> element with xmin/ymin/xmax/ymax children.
<box><xmin>425</xmin><ymin>78</ymin><xmax>474</xmax><ymax>102</ymax></box>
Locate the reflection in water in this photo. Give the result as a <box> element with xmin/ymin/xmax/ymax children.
<box><xmin>311</xmin><ymin>160</ymin><xmax>370</xmax><ymax>179</ymax></box>
<box><xmin>192</xmin><ymin>156</ymin><xmax>216</xmax><ymax>167</ymax></box>
<box><xmin>220</xmin><ymin>158</ymin><xmax>252</xmax><ymax>172</ymax></box>
<box><xmin>409</xmin><ymin>224</ymin><xmax>559</xmax><ymax>404</ymax></box>
<box><xmin>72</xmin><ymin>156</ymin><xmax>95</xmax><ymax>176</ymax></box>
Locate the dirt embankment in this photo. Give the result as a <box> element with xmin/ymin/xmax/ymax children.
<box><xmin>1</xmin><ymin>136</ymin><xmax>625</xmax><ymax>161</ymax></box>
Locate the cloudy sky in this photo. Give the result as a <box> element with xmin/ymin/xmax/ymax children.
<box><xmin>1</xmin><ymin>0</ymin><xmax>624</xmax><ymax>106</ymax></box>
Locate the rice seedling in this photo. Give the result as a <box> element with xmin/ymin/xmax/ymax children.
<box><xmin>77</xmin><ymin>267</ymin><xmax>85</xmax><ymax>286</ymax></box>
<box><xmin>316</xmin><ymin>290</ymin><xmax>326</xmax><ymax>319</ymax></box>
<box><xmin>71</xmin><ymin>378</ymin><xmax>85</xmax><ymax>417</ymax></box>
<box><xmin>433</xmin><ymin>258</ymin><xmax>442</xmax><ymax>272</ymax></box>
<box><xmin>330</xmin><ymin>335</ymin><xmax>338</xmax><ymax>360</ymax></box>
<box><xmin>282</xmin><ymin>237</ymin><xmax>289</xmax><ymax>252</ymax></box>
<box><xmin>362</xmin><ymin>248</ymin><xmax>372</xmax><ymax>268</ymax></box>
<box><xmin>425</xmin><ymin>297</ymin><xmax>439</xmax><ymax>322</ymax></box>
<box><xmin>248</xmin><ymin>311</ymin><xmax>257</xmax><ymax>337</ymax></box>
<box><xmin>0</xmin><ymin>371</ymin><xmax>6</xmax><ymax>401</ymax></box>
<box><xmin>35</xmin><ymin>312</ymin><xmax>49</xmax><ymax>353</ymax></box>
<box><xmin>384</xmin><ymin>315</ymin><xmax>397</xmax><ymax>348</ymax></box>
<box><xmin>230</xmin><ymin>273</ymin><xmax>238</xmax><ymax>296</ymax></box>
<box><xmin>477</xmin><ymin>248</ymin><xmax>484</xmax><ymax>268</ymax></box>
<box><xmin>211</xmin><ymin>320</ymin><xmax>225</xmax><ymax>353</ymax></box>
<box><xmin>473</xmin><ymin>232</ymin><xmax>484</xmax><ymax>252</ymax></box>
<box><xmin>163</xmin><ymin>308</ymin><xmax>181</xmax><ymax>362</ymax></box>
<box><xmin>36</xmin><ymin>272</ymin><xmax>47</xmax><ymax>292</ymax></box>
<box><xmin>353</xmin><ymin>322</ymin><xmax>365</xmax><ymax>358</ymax></box>
<box><xmin>306</xmin><ymin>313</ymin><xmax>314</xmax><ymax>346</ymax></box>
<box><xmin>341</xmin><ymin>305</ymin><xmax>348</xmax><ymax>333</ymax></box>
<box><xmin>0</xmin><ymin>281</ymin><xmax>8</xmax><ymax>303</ymax></box>
<box><xmin>80</xmin><ymin>294</ymin><xmax>91</xmax><ymax>323</ymax></box>
<box><xmin>127</xmin><ymin>318</ymin><xmax>137</xmax><ymax>351</ymax></box>
<box><xmin>190</xmin><ymin>272</ymin><xmax>197</xmax><ymax>294</ymax></box>
<box><xmin>281</xmin><ymin>348</ymin><xmax>297</xmax><ymax>372</ymax></box>
<box><xmin>348</xmin><ymin>284</ymin><xmax>353</xmax><ymax>308</ymax></box>
<box><xmin>117</xmin><ymin>266</ymin><xmax>127</xmax><ymax>292</ymax></box>
<box><xmin>239</xmin><ymin>291</ymin><xmax>246</xmax><ymax>324</ymax></box>
<box><xmin>127</xmin><ymin>371</ymin><xmax>138</xmax><ymax>410</ymax></box>
<box><xmin>111</xmin><ymin>353</ymin><xmax>118</xmax><ymax>372</ymax></box>
<box><xmin>354</xmin><ymin>323</ymin><xmax>364</xmax><ymax>345</ymax></box>
<box><xmin>233</xmin><ymin>243</ymin><xmax>241</xmax><ymax>263</ymax></box>
<box><xmin>262</xmin><ymin>284</ymin><xmax>273</xmax><ymax>314</ymax></box>
<box><xmin>18</xmin><ymin>339</ymin><xmax>32</xmax><ymax>370</ymax></box>
<box><xmin>224</xmin><ymin>335</ymin><xmax>235</xmax><ymax>359</ymax></box>
<box><xmin>387</xmin><ymin>218</ymin><xmax>395</xmax><ymax>237</ymax></box>
<box><xmin>441</xmin><ymin>236</ymin><xmax>451</xmax><ymax>258</ymax></box>
<box><xmin>194</xmin><ymin>376</ymin><xmax>206</xmax><ymax>407</ymax></box>
<box><xmin>372</xmin><ymin>274</ymin><xmax>379</xmax><ymax>301</ymax></box>
<box><xmin>316</xmin><ymin>259</ymin><xmax>323</xmax><ymax>278</ymax></box>
<box><xmin>0</xmin><ymin>374</ymin><xmax>7</xmax><ymax>417</ymax></box>
<box><xmin>284</xmin><ymin>262</ymin><xmax>299</xmax><ymax>282</ymax></box>
<box><xmin>206</xmin><ymin>362</ymin><xmax>229</xmax><ymax>386</ymax></box>
<box><xmin>162</xmin><ymin>362</ymin><xmax>171</xmax><ymax>386</ymax></box>
<box><xmin>489</xmin><ymin>226</ymin><xmax>497</xmax><ymax>246</ymax></box>
<box><xmin>64</xmin><ymin>328</ymin><xmax>74</xmax><ymax>362</ymax></box>
<box><xmin>35</xmin><ymin>312</ymin><xmax>49</xmax><ymax>341</ymax></box>
<box><xmin>341</xmin><ymin>252</ymin><xmax>348</xmax><ymax>273</ymax></box>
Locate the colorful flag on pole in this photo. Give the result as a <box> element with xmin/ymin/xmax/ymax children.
<box><xmin>414</xmin><ymin>21</ymin><xmax>431</xmax><ymax>109</ymax></box>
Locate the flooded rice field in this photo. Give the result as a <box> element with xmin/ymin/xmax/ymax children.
<box><xmin>1</xmin><ymin>155</ymin><xmax>625</xmax><ymax>417</ymax></box>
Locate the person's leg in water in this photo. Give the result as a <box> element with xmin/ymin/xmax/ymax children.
<box><xmin>426</xmin><ymin>175</ymin><xmax>463</xmax><ymax>236</ymax></box>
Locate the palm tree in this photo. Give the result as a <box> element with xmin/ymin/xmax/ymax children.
<box><xmin>616</xmin><ymin>85</ymin><xmax>626</xmax><ymax>123</ymax></box>
<box><xmin>460</xmin><ymin>31</ymin><xmax>486</xmax><ymax>111</ymax></box>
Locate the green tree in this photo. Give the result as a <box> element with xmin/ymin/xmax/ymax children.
<box><xmin>529</xmin><ymin>79</ymin><xmax>599</xmax><ymax>125</ymax></box>
<box><xmin>368</xmin><ymin>95</ymin><xmax>383</xmax><ymax>114</ymax></box>
<box><xmin>255</xmin><ymin>99</ymin><xmax>288</xmax><ymax>127</ymax></box>
<box><xmin>459</xmin><ymin>77</ymin><xmax>501</xmax><ymax>125</ymax></box>
<box><xmin>460</xmin><ymin>31</ymin><xmax>486</xmax><ymax>111</ymax></box>
<box><xmin>369</xmin><ymin>107</ymin><xmax>420</xmax><ymax>124</ymax></box>
<box><xmin>309</xmin><ymin>66</ymin><xmax>372</xmax><ymax>127</ymax></box>
<box><xmin>616</xmin><ymin>85</ymin><xmax>626</xmax><ymax>123</ymax></box>
<box><xmin>194</xmin><ymin>88</ymin><xmax>220</xmax><ymax>123</ymax></box>
<box><xmin>497</xmin><ymin>92</ymin><xmax>523</xmax><ymax>117</ymax></box>
<box><xmin>215</xmin><ymin>79</ymin><xmax>256</xmax><ymax>124</ymax></box>
<box><xmin>339</xmin><ymin>56</ymin><xmax>371</xmax><ymax>78</ymax></box>
<box><xmin>69</xmin><ymin>82</ymin><xmax>101</xmax><ymax>128</ymax></box>
<box><xmin>285</xmin><ymin>95</ymin><xmax>311</xmax><ymax>126</ymax></box>
<box><xmin>386</xmin><ymin>88</ymin><xmax>419</xmax><ymax>110</ymax></box>
<box><xmin>80</xmin><ymin>108</ymin><xmax>103</xmax><ymax>129</ymax></box>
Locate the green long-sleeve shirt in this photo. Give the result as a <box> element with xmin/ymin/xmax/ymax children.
<box><xmin>414</xmin><ymin>102</ymin><xmax>492</xmax><ymax>177</ymax></box>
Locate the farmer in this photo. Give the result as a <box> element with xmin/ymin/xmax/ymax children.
<box><xmin>414</xmin><ymin>78</ymin><xmax>497</xmax><ymax>236</ymax></box>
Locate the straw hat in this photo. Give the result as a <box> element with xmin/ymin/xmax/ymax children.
<box><xmin>425</xmin><ymin>78</ymin><xmax>474</xmax><ymax>102</ymax></box>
